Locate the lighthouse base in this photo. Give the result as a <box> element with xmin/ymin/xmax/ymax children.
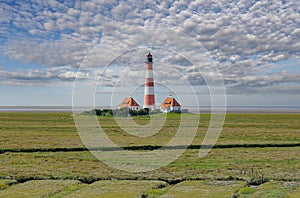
<box><xmin>143</xmin><ymin>105</ymin><xmax>156</xmax><ymax>112</ymax></box>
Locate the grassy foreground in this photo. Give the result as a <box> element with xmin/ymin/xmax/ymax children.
<box><xmin>0</xmin><ymin>112</ymin><xmax>299</xmax><ymax>149</ymax></box>
<box><xmin>0</xmin><ymin>179</ymin><xmax>299</xmax><ymax>197</ymax></box>
<box><xmin>0</xmin><ymin>112</ymin><xmax>299</xmax><ymax>197</ymax></box>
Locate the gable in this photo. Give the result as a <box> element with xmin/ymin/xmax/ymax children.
<box><xmin>119</xmin><ymin>97</ymin><xmax>140</xmax><ymax>108</ymax></box>
<box><xmin>160</xmin><ymin>97</ymin><xmax>181</xmax><ymax>108</ymax></box>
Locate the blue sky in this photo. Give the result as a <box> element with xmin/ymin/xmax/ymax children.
<box><xmin>0</xmin><ymin>0</ymin><xmax>299</xmax><ymax>107</ymax></box>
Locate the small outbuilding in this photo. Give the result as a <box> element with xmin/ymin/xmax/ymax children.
<box><xmin>118</xmin><ymin>97</ymin><xmax>141</xmax><ymax>111</ymax></box>
<box><xmin>160</xmin><ymin>95</ymin><xmax>181</xmax><ymax>113</ymax></box>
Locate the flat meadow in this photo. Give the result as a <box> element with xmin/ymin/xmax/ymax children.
<box><xmin>0</xmin><ymin>112</ymin><xmax>299</xmax><ymax>197</ymax></box>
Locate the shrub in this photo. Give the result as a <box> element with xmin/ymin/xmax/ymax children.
<box><xmin>81</xmin><ymin>108</ymin><xmax>155</xmax><ymax>117</ymax></box>
<box><xmin>102</xmin><ymin>109</ymin><xmax>113</xmax><ymax>116</ymax></box>
<box><xmin>137</xmin><ymin>109</ymin><xmax>148</xmax><ymax>116</ymax></box>
<box><xmin>239</xmin><ymin>186</ymin><xmax>256</xmax><ymax>194</ymax></box>
<box><xmin>113</xmin><ymin>107</ymin><xmax>131</xmax><ymax>117</ymax></box>
<box><xmin>81</xmin><ymin>109</ymin><xmax>102</xmax><ymax>116</ymax></box>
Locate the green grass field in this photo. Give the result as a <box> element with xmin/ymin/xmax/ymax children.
<box><xmin>0</xmin><ymin>112</ymin><xmax>299</xmax><ymax>197</ymax></box>
<box><xmin>0</xmin><ymin>112</ymin><xmax>299</xmax><ymax>149</ymax></box>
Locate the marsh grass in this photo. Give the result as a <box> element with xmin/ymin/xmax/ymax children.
<box><xmin>237</xmin><ymin>181</ymin><xmax>300</xmax><ymax>198</ymax></box>
<box><xmin>0</xmin><ymin>179</ymin><xmax>17</xmax><ymax>190</ymax></box>
<box><xmin>0</xmin><ymin>179</ymin><xmax>298</xmax><ymax>197</ymax></box>
<box><xmin>0</xmin><ymin>147</ymin><xmax>298</xmax><ymax>182</ymax></box>
<box><xmin>0</xmin><ymin>112</ymin><xmax>299</xmax><ymax>196</ymax></box>
<box><xmin>0</xmin><ymin>112</ymin><xmax>82</xmax><ymax>149</ymax></box>
<box><xmin>159</xmin><ymin>180</ymin><xmax>245</xmax><ymax>198</ymax></box>
<box><xmin>0</xmin><ymin>112</ymin><xmax>299</xmax><ymax>149</ymax></box>
<box><xmin>0</xmin><ymin>180</ymin><xmax>81</xmax><ymax>197</ymax></box>
<box><xmin>238</xmin><ymin>186</ymin><xmax>256</xmax><ymax>195</ymax></box>
<box><xmin>62</xmin><ymin>180</ymin><xmax>167</xmax><ymax>198</ymax></box>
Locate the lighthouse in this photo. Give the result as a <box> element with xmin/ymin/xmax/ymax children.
<box><xmin>143</xmin><ymin>52</ymin><xmax>155</xmax><ymax>110</ymax></box>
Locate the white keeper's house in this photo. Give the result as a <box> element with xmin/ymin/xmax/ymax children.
<box><xmin>160</xmin><ymin>95</ymin><xmax>181</xmax><ymax>113</ymax></box>
<box><xmin>118</xmin><ymin>97</ymin><xmax>141</xmax><ymax>111</ymax></box>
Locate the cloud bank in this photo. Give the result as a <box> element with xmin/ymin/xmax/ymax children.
<box><xmin>0</xmin><ymin>0</ymin><xmax>299</xmax><ymax>94</ymax></box>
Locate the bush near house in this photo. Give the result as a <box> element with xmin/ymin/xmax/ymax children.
<box><xmin>81</xmin><ymin>107</ymin><xmax>152</xmax><ymax>117</ymax></box>
<box><xmin>81</xmin><ymin>109</ymin><xmax>113</xmax><ymax>116</ymax></box>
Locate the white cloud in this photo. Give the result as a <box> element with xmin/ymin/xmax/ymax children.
<box><xmin>0</xmin><ymin>66</ymin><xmax>89</xmax><ymax>86</ymax></box>
<box><xmin>0</xmin><ymin>0</ymin><xmax>299</xmax><ymax>93</ymax></box>
<box><xmin>43</xmin><ymin>21</ymin><xmax>56</xmax><ymax>31</ymax></box>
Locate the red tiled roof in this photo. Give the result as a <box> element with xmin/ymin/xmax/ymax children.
<box><xmin>160</xmin><ymin>97</ymin><xmax>181</xmax><ymax>108</ymax></box>
<box><xmin>119</xmin><ymin>97</ymin><xmax>140</xmax><ymax>108</ymax></box>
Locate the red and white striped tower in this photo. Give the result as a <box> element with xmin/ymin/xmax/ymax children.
<box><xmin>143</xmin><ymin>52</ymin><xmax>155</xmax><ymax>110</ymax></box>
